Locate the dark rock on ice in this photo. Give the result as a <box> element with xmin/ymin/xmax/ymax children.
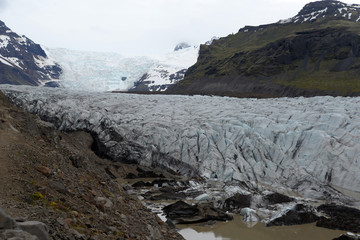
<box><xmin>333</xmin><ymin>234</ymin><xmax>360</xmax><ymax>240</ymax></box>
<box><xmin>222</xmin><ymin>193</ymin><xmax>252</xmax><ymax>212</ymax></box>
<box><xmin>163</xmin><ymin>201</ymin><xmax>233</xmax><ymax>224</ymax></box>
<box><xmin>267</xmin><ymin>204</ymin><xmax>319</xmax><ymax>226</ymax></box>
<box><xmin>316</xmin><ymin>204</ymin><xmax>360</xmax><ymax>233</ymax></box>
<box><xmin>264</xmin><ymin>192</ymin><xmax>294</xmax><ymax>205</ymax></box>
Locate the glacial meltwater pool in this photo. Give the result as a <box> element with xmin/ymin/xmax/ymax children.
<box><xmin>177</xmin><ymin>215</ymin><xmax>346</xmax><ymax>240</ymax></box>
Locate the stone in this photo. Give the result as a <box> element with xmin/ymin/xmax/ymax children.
<box><xmin>333</xmin><ymin>234</ymin><xmax>360</xmax><ymax>240</ymax></box>
<box><xmin>48</xmin><ymin>181</ymin><xmax>68</xmax><ymax>194</ymax></box>
<box><xmin>69</xmin><ymin>228</ymin><xmax>85</xmax><ymax>239</ymax></box>
<box><xmin>163</xmin><ymin>201</ymin><xmax>233</xmax><ymax>224</ymax></box>
<box><xmin>0</xmin><ymin>208</ymin><xmax>16</xmax><ymax>230</ymax></box>
<box><xmin>263</xmin><ymin>192</ymin><xmax>294</xmax><ymax>205</ymax></box>
<box><xmin>63</xmin><ymin>218</ymin><xmax>75</xmax><ymax>228</ymax></box>
<box><xmin>267</xmin><ymin>204</ymin><xmax>319</xmax><ymax>227</ymax></box>
<box><xmin>95</xmin><ymin>197</ymin><xmax>113</xmax><ymax>211</ymax></box>
<box><xmin>35</xmin><ymin>166</ymin><xmax>52</xmax><ymax>177</ymax></box>
<box><xmin>17</xmin><ymin>221</ymin><xmax>50</xmax><ymax>240</ymax></box>
<box><xmin>132</xmin><ymin>181</ymin><xmax>152</xmax><ymax>188</ymax></box>
<box><xmin>222</xmin><ymin>193</ymin><xmax>252</xmax><ymax>213</ymax></box>
<box><xmin>1</xmin><ymin>229</ymin><xmax>38</xmax><ymax>240</ymax></box>
<box><xmin>316</xmin><ymin>204</ymin><xmax>360</xmax><ymax>233</ymax></box>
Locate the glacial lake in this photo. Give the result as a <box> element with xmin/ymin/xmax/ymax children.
<box><xmin>177</xmin><ymin>215</ymin><xmax>346</xmax><ymax>240</ymax></box>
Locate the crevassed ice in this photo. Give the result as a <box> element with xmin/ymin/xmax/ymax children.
<box><xmin>47</xmin><ymin>48</ymin><xmax>157</xmax><ymax>92</ymax></box>
<box><xmin>1</xmin><ymin>85</ymin><xmax>360</xmax><ymax>199</ymax></box>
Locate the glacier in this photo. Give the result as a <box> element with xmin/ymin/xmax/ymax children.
<box><xmin>46</xmin><ymin>46</ymin><xmax>199</xmax><ymax>92</ymax></box>
<box><xmin>1</xmin><ymin>85</ymin><xmax>360</xmax><ymax>201</ymax></box>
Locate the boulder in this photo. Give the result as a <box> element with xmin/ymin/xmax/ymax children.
<box><xmin>1</xmin><ymin>229</ymin><xmax>38</xmax><ymax>240</ymax></box>
<box><xmin>163</xmin><ymin>201</ymin><xmax>233</xmax><ymax>224</ymax></box>
<box><xmin>132</xmin><ymin>181</ymin><xmax>152</xmax><ymax>188</ymax></box>
<box><xmin>95</xmin><ymin>197</ymin><xmax>113</xmax><ymax>212</ymax></box>
<box><xmin>35</xmin><ymin>166</ymin><xmax>52</xmax><ymax>177</ymax></box>
<box><xmin>143</xmin><ymin>186</ymin><xmax>191</xmax><ymax>201</ymax></box>
<box><xmin>333</xmin><ymin>234</ymin><xmax>360</xmax><ymax>240</ymax></box>
<box><xmin>316</xmin><ymin>204</ymin><xmax>360</xmax><ymax>233</ymax></box>
<box><xmin>17</xmin><ymin>221</ymin><xmax>50</xmax><ymax>240</ymax></box>
<box><xmin>125</xmin><ymin>167</ymin><xmax>165</xmax><ymax>179</ymax></box>
<box><xmin>266</xmin><ymin>204</ymin><xmax>319</xmax><ymax>227</ymax></box>
<box><xmin>222</xmin><ymin>193</ymin><xmax>252</xmax><ymax>213</ymax></box>
<box><xmin>0</xmin><ymin>208</ymin><xmax>16</xmax><ymax>229</ymax></box>
<box><xmin>263</xmin><ymin>192</ymin><xmax>294</xmax><ymax>205</ymax></box>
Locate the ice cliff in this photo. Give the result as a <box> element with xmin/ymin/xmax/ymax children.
<box><xmin>1</xmin><ymin>85</ymin><xmax>359</xmax><ymax>200</ymax></box>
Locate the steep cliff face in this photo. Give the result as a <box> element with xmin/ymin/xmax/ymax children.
<box><xmin>0</xmin><ymin>20</ymin><xmax>61</xmax><ymax>86</ymax></box>
<box><xmin>169</xmin><ymin>1</ymin><xmax>360</xmax><ymax>97</ymax></box>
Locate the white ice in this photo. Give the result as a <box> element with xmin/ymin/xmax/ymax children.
<box><xmin>1</xmin><ymin>85</ymin><xmax>360</xmax><ymax>200</ymax></box>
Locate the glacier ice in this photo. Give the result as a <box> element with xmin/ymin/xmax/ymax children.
<box><xmin>1</xmin><ymin>85</ymin><xmax>360</xmax><ymax>200</ymax></box>
<box><xmin>47</xmin><ymin>48</ymin><xmax>156</xmax><ymax>91</ymax></box>
<box><xmin>47</xmin><ymin>46</ymin><xmax>199</xmax><ymax>92</ymax></box>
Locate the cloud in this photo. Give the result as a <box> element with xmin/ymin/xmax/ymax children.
<box><xmin>1</xmin><ymin>0</ymin><xmax>357</xmax><ymax>55</ymax></box>
<box><xmin>0</xmin><ymin>0</ymin><xmax>9</xmax><ymax>12</ymax></box>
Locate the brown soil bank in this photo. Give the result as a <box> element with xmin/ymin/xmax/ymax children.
<box><xmin>0</xmin><ymin>91</ymin><xmax>183</xmax><ymax>240</ymax></box>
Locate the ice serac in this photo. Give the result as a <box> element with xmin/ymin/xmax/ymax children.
<box><xmin>1</xmin><ymin>85</ymin><xmax>360</xmax><ymax>200</ymax></box>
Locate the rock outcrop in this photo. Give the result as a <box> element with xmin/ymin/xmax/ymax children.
<box><xmin>0</xmin><ymin>20</ymin><xmax>61</xmax><ymax>86</ymax></box>
<box><xmin>316</xmin><ymin>204</ymin><xmax>360</xmax><ymax>233</ymax></box>
<box><xmin>0</xmin><ymin>207</ymin><xmax>50</xmax><ymax>240</ymax></box>
<box><xmin>266</xmin><ymin>204</ymin><xmax>319</xmax><ymax>226</ymax></box>
<box><xmin>163</xmin><ymin>201</ymin><xmax>233</xmax><ymax>224</ymax></box>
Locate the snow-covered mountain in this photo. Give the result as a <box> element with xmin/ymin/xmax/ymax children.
<box><xmin>278</xmin><ymin>0</ymin><xmax>360</xmax><ymax>24</ymax></box>
<box><xmin>47</xmin><ymin>44</ymin><xmax>199</xmax><ymax>92</ymax></box>
<box><xmin>129</xmin><ymin>45</ymin><xmax>199</xmax><ymax>92</ymax></box>
<box><xmin>2</xmin><ymin>85</ymin><xmax>360</xmax><ymax>202</ymax></box>
<box><xmin>0</xmin><ymin>20</ymin><xmax>61</xmax><ymax>86</ymax></box>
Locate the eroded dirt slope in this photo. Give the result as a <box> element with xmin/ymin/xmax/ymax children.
<box><xmin>0</xmin><ymin>91</ymin><xmax>182</xmax><ymax>240</ymax></box>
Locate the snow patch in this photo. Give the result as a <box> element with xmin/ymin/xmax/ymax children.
<box><xmin>4</xmin><ymin>57</ymin><xmax>23</xmax><ymax>69</ymax></box>
<box><xmin>15</xmin><ymin>36</ymin><xmax>28</xmax><ymax>45</ymax></box>
<box><xmin>0</xmin><ymin>57</ymin><xmax>13</xmax><ymax>67</ymax></box>
<box><xmin>0</xmin><ymin>35</ymin><xmax>10</xmax><ymax>48</ymax></box>
<box><xmin>278</xmin><ymin>18</ymin><xmax>292</xmax><ymax>24</ymax></box>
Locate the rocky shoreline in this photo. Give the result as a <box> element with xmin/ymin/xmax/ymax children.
<box><xmin>124</xmin><ymin>174</ymin><xmax>360</xmax><ymax>238</ymax></box>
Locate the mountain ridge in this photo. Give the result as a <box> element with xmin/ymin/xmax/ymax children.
<box><xmin>168</xmin><ymin>0</ymin><xmax>360</xmax><ymax>97</ymax></box>
<box><xmin>0</xmin><ymin>20</ymin><xmax>62</xmax><ymax>86</ymax></box>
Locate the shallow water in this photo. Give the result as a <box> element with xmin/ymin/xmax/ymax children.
<box><xmin>177</xmin><ymin>215</ymin><xmax>346</xmax><ymax>240</ymax></box>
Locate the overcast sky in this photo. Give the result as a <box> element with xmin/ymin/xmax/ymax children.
<box><xmin>0</xmin><ymin>0</ymin><xmax>356</xmax><ymax>56</ymax></box>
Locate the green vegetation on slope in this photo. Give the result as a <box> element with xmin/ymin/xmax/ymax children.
<box><xmin>174</xmin><ymin>18</ymin><xmax>360</xmax><ymax>97</ymax></box>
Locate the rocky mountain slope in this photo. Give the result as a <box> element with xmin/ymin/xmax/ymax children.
<box><xmin>129</xmin><ymin>44</ymin><xmax>199</xmax><ymax>92</ymax></box>
<box><xmin>0</xmin><ymin>90</ymin><xmax>182</xmax><ymax>239</ymax></box>
<box><xmin>0</xmin><ymin>20</ymin><xmax>62</xmax><ymax>86</ymax></box>
<box><xmin>2</xmin><ymin>85</ymin><xmax>360</xmax><ymax>205</ymax></box>
<box><xmin>169</xmin><ymin>0</ymin><xmax>360</xmax><ymax>97</ymax></box>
